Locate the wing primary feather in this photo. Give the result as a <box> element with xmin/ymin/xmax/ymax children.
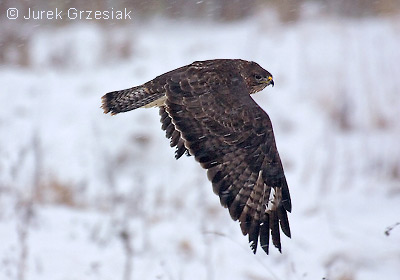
<box><xmin>269</xmin><ymin>210</ymin><xmax>281</xmax><ymax>252</ymax></box>
<box><xmin>281</xmin><ymin>182</ymin><xmax>292</xmax><ymax>212</ymax></box>
<box><xmin>260</xmin><ymin>217</ymin><xmax>270</xmax><ymax>254</ymax></box>
<box><xmin>278</xmin><ymin>207</ymin><xmax>291</xmax><ymax>238</ymax></box>
<box><xmin>248</xmin><ymin>223</ymin><xmax>260</xmax><ymax>254</ymax></box>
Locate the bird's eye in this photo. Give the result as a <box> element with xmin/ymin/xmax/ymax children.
<box><xmin>254</xmin><ymin>74</ymin><xmax>262</xmax><ymax>80</ymax></box>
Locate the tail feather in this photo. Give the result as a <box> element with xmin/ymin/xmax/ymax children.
<box><xmin>101</xmin><ymin>85</ymin><xmax>164</xmax><ymax>115</ymax></box>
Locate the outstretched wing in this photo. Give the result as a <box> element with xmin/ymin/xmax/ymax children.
<box><xmin>163</xmin><ymin>68</ymin><xmax>292</xmax><ymax>254</ymax></box>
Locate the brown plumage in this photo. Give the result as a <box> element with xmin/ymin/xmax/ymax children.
<box><xmin>101</xmin><ymin>59</ymin><xmax>291</xmax><ymax>254</ymax></box>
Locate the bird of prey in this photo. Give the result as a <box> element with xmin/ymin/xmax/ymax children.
<box><xmin>101</xmin><ymin>59</ymin><xmax>291</xmax><ymax>254</ymax></box>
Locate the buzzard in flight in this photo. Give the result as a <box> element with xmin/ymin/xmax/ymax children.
<box><xmin>101</xmin><ymin>59</ymin><xmax>291</xmax><ymax>254</ymax></box>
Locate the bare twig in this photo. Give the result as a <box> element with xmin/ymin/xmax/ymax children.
<box><xmin>384</xmin><ymin>222</ymin><xmax>400</xmax><ymax>236</ymax></box>
<box><xmin>119</xmin><ymin>229</ymin><xmax>133</xmax><ymax>280</ymax></box>
<box><xmin>16</xmin><ymin>200</ymin><xmax>34</xmax><ymax>280</ymax></box>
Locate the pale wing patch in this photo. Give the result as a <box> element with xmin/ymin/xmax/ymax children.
<box><xmin>266</xmin><ymin>185</ymin><xmax>282</xmax><ymax>213</ymax></box>
<box><xmin>142</xmin><ymin>96</ymin><xmax>166</xmax><ymax>108</ymax></box>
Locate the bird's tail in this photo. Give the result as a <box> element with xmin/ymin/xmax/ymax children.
<box><xmin>101</xmin><ymin>85</ymin><xmax>164</xmax><ymax>115</ymax></box>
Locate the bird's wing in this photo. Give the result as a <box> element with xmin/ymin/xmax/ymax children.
<box><xmin>164</xmin><ymin>68</ymin><xmax>291</xmax><ymax>254</ymax></box>
<box><xmin>159</xmin><ymin>106</ymin><xmax>189</xmax><ymax>159</ymax></box>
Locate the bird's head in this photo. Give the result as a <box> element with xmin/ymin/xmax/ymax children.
<box><xmin>242</xmin><ymin>61</ymin><xmax>274</xmax><ymax>94</ymax></box>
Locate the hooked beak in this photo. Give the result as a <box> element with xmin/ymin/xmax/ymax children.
<box><xmin>268</xmin><ymin>76</ymin><xmax>274</xmax><ymax>87</ymax></box>
<box><xmin>264</xmin><ymin>76</ymin><xmax>274</xmax><ymax>87</ymax></box>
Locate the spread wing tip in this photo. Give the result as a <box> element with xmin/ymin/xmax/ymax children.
<box><xmin>247</xmin><ymin>207</ymin><xmax>290</xmax><ymax>254</ymax></box>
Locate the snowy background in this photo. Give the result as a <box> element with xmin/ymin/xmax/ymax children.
<box><xmin>1</xmin><ymin>1</ymin><xmax>400</xmax><ymax>280</ymax></box>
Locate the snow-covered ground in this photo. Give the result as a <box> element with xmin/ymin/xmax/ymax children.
<box><xmin>1</xmin><ymin>15</ymin><xmax>400</xmax><ymax>280</ymax></box>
